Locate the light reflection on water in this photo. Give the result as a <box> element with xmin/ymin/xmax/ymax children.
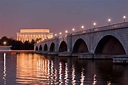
<box><xmin>0</xmin><ymin>53</ymin><xmax>128</xmax><ymax>85</ymax></box>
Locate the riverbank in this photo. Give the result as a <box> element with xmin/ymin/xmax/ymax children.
<box><xmin>0</xmin><ymin>50</ymin><xmax>34</xmax><ymax>53</ymax></box>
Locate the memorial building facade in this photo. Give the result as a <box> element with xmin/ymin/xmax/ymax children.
<box><xmin>17</xmin><ymin>29</ymin><xmax>53</xmax><ymax>42</ymax></box>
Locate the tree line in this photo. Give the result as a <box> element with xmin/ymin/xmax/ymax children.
<box><xmin>0</xmin><ymin>36</ymin><xmax>37</xmax><ymax>50</ymax></box>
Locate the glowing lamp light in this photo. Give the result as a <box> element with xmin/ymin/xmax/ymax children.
<box><xmin>65</xmin><ymin>30</ymin><xmax>68</xmax><ymax>33</ymax></box>
<box><xmin>81</xmin><ymin>25</ymin><xmax>84</xmax><ymax>29</ymax></box>
<box><xmin>123</xmin><ymin>16</ymin><xmax>126</xmax><ymax>22</ymax></box>
<box><xmin>3</xmin><ymin>41</ymin><xmax>7</xmax><ymax>45</ymax></box>
<box><xmin>93</xmin><ymin>22</ymin><xmax>96</xmax><ymax>28</ymax></box>
<box><xmin>55</xmin><ymin>34</ymin><xmax>57</xmax><ymax>36</ymax></box>
<box><xmin>108</xmin><ymin>18</ymin><xmax>111</xmax><ymax>25</ymax></box>
<box><xmin>72</xmin><ymin>28</ymin><xmax>75</xmax><ymax>32</ymax></box>
<box><xmin>59</xmin><ymin>32</ymin><xmax>62</xmax><ymax>35</ymax></box>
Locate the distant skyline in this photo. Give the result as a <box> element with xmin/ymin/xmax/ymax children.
<box><xmin>0</xmin><ymin>0</ymin><xmax>128</xmax><ymax>38</ymax></box>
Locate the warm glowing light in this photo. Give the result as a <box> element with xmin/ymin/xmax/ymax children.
<box><xmin>108</xmin><ymin>18</ymin><xmax>111</xmax><ymax>25</ymax></box>
<box><xmin>72</xmin><ymin>28</ymin><xmax>75</xmax><ymax>32</ymax></box>
<box><xmin>55</xmin><ymin>34</ymin><xmax>57</xmax><ymax>36</ymax></box>
<box><xmin>93</xmin><ymin>22</ymin><xmax>96</xmax><ymax>26</ymax></box>
<box><xmin>108</xmin><ymin>18</ymin><xmax>111</xmax><ymax>22</ymax></box>
<box><xmin>123</xmin><ymin>16</ymin><xmax>126</xmax><ymax>19</ymax></box>
<box><xmin>59</xmin><ymin>32</ymin><xmax>62</xmax><ymax>35</ymax></box>
<box><xmin>3</xmin><ymin>41</ymin><xmax>7</xmax><ymax>45</ymax></box>
<box><xmin>81</xmin><ymin>25</ymin><xmax>84</xmax><ymax>29</ymax></box>
<box><xmin>65</xmin><ymin>30</ymin><xmax>68</xmax><ymax>33</ymax></box>
<box><xmin>123</xmin><ymin>16</ymin><xmax>126</xmax><ymax>22</ymax></box>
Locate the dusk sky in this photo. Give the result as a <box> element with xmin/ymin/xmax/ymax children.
<box><xmin>0</xmin><ymin>0</ymin><xmax>128</xmax><ymax>38</ymax></box>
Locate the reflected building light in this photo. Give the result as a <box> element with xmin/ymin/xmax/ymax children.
<box><xmin>3</xmin><ymin>53</ymin><xmax>7</xmax><ymax>85</ymax></box>
<box><xmin>92</xmin><ymin>74</ymin><xmax>97</xmax><ymax>85</ymax></box>
<box><xmin>80</xmin><ymin>68</ymin><xmax>85</xmax><ymax>85</ymax></box>
<box><xmin>72</xmin><ymin>65</ymin><xmax>76</xmax><ymax>84</ymax></box>
<box><xmin>59</xmin><ymin>62</ymin><xmax>62</xmax><ymax>83</ymax></box>
<box><xmin>65</xmin><ymin>63</ymin><xmax>68</xmax><ymax>84</ymax></box>
<box><xmin>107</xmin><ymin>81</ymin><xmax>111</xmax><ymax>85</ymax></box>
<box><xmin>48</xmin><ymin>60</ymin><xmax>50</xmax><ymax>81</ymax></box>
<box><xmin>123</xmin><ymin>16</ymin><xmax>126</xmax><ymax>22</ymax></box>
<box><xmin>50</xmin><ymin>61</ymin><xmax>54</xmax><ymax>82</ymax></box>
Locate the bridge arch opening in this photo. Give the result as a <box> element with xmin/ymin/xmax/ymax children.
<box><xmin>73</xmin><ymin>38</ymin><xmax>88</xmax><ymax>53</ymax></box>
<box><xmin>50</xmin><ymin>42</ymin><xmax>55</xmax><ymax>52</ymax></box>
<box><xmin>39</xmin><ymin>45</ymin><xmax>42</xmax><ymax>51</ymax></box>
<box><xmin>59</xmin><ymin>41</ymin><xmax>67</xmax><ymax>52</ymax></box>
<box><xmin>95</xmin><ymin>35</ymin><xmax>126</xmax><ymax>55</ymax></box>
<box><xmin>44</xmin><ymin>44</ymin><xmax>48</xmax><ymax>51</ymax></box>
<box><xmin>35</xmin><ymin>46</ymin><xmax>38</xmax><ymax>51</ymax></box>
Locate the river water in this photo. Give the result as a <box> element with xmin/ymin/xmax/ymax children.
<box><xmin>0</xmin><ymin>52</ymin><xmax>128</xmax><ymax>85</ymax></box>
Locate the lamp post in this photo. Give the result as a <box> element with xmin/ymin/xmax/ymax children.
<box><xmin>59</xmin><ymin>32</ymin><xmax>62</xmax><ymax>38</ymax></box>
<box><xmin>81</xmin><ymin>25</ymin><xmax>84</xmax><ymax>31</ymax></box>
<box><xmin>93</xmin><ymin>22</ymin><xmax>96</xmax><ymax>28</ymax></box>
<box><xmin>54</xmin><ymin>34</ymin><xmax>57</xmax><ymax>37</ymax></box>
<box><xmin>123</xmin><ymin>16</ymin><xmax>126</xmax><ymax>22</ymax></box>
<box><xmin>65</xmin><ymin>30</ymin><xmax>68</xmax><ymax>33</ymax></box>
<box><xmin>65</xmin><ymin>30</ymin><xmax>68</xmax><ymax>36</ymax></box>
<box><xmin>72</xmin><ymin>28</ymin><xmax>75</xmax><ymax>32</ymax></box>
<box><xmin>59</xmin><ymin>32</ymin><xmax>62</xmax><ymax>35</ymax></box>
<box><xmin>108</xmin><ymin>18</ymin><xmax>111</xmax><ymax>25</ymax></box>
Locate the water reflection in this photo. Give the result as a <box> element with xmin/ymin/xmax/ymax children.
<box><xmin>0</xmin><ymin>53</ymin><xmax>128</xmax><ymax>85</ymax></box>
<box><xmin>16</xmin><ymin>53</ymin><xmax>49</xmax><ymax>85</ymax></box>
<box><xmin>3</xmin><ymin>53</ymin><xmax>6</xmax><ymax>85</ymax></box>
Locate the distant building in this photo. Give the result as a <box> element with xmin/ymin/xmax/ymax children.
<box><xmin>17</xmin><ymin>28</ymin><xmax>53</xmax><ymax>42</ymax></box>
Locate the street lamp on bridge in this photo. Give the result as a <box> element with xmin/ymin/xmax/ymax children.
<box><xmin>65</xmin><ymin>30</ymin><xmax>68</xmax><ymax>36</ymax></box>
<box><xmin>65</xmin><ymin>30</ymin><xmax>68</xmax><ymax>33</ymax></box>
<box><xmin>72</xmin><ymin>28</ymin><xmax>75</xmax><ymax>32</ymax></box>
<box><xmin>123</xmin><ymin>16</ymin><xmax>126</xmax><ymax>22</ymax></box>
<box><xmin>108</xmin><ymin>18</ymin><xmax>111</xmax><ymax>25</ymax></box>
<box><xmin>59</xmin><ymin>32</ymin><xmax>62</xmax><ymax>35</ymax></box>
<box><xmin>54</xmin><ymin>34</ymin><xmax>57</xmax><ymax>37</ymax></box>
<box><xmin>81</xmin><ymin>25</ymin><xmax>84</xmax><ymax>31</ymax></box>
<box><xmin>93</xmin><ymin>22</ymin><xmax>96</xmax><ymax>28</ymax></box>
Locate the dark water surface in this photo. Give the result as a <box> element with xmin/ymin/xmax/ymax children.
<box><xmin>0</xmin><ymin>52</ymin><xmax>128</xmax><ymax>85</ymax></box>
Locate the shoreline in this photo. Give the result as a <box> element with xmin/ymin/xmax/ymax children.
<box><xmin>0</xmin><ymin>50</ymin><xmax>34</xmax><ymax>53</ymax></box>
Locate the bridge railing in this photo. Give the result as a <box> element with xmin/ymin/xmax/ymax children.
<box><xmin>35</xmin><ymin>22</ymin><xmax>128</xmax><ymax>44</ymax></box>
<box><xmin>71</xmin><ymin>22</ymin><xmax>128</xmax><ymax>36</ymax></box>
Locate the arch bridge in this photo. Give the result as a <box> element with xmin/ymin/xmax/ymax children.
<box><xmin>35</xmin><ymin>22</ymin><xmax>128</xmax><ymax>60</ymax></box>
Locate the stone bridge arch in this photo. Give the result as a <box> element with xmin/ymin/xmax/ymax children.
<box><xmin>35</xmin><ymin>46</ymin><xmax>38</xmax><ymax>51</ymax></box>
<box><xmin>49</xmin><ymin>42</ymin><xmax>55</xmax><ymax>52</ymax></box>
<box><xmin>44</xmin><ymin>44</ymin><xmax>48</xmax><ymax>51</ymax></box>
<box><xmin>59</xmin><ymin>41</ymin><xmax>67</xmax><ymax>52</ymax></box>
<box><xmin>94</xmin><ymin>35</ymin><xmax>126</xmax><ymax>55</ymax></box>
<box><xmin>72</xmin><ymin>38</ymin><xmax>89</xmax><ymax>53</ymax></box>
<box><xmin>39</xmin><ymin>45</ymin><xmax>42</xmax><ymax>51</ymax></box>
